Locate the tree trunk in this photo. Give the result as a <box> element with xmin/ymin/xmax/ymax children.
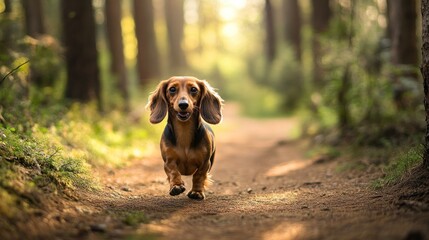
<box><xmin>421</xmin><ymin>0</ymin><xmax>429</xmax><ymax>168</ymax></box>
<box><xmin>390</xmin><ymin>0</ymin><xmax>419</xmax><ymax>109</ymax></box>
<box><xmin>4</xmin><ymin>0</ymin><xmax>12</xmax><ymax>13</ymax></box>
<box><xmin>283</xmin><ymin>0</ymin><xmax>301</xmax><ymax>62</ymax></box>
<box><xmin>165</xmin><ymin>0</ymin><xmax>187</xmax><ymax>71</ymax></box>
<box><xmin>22</xmin><ymin>0</ymin><xmax>46</xmax><ymax>87</ymax></box>
<box><xmin>337</xmin><ymin>0</ymin><xmax>355</xmax><ymax>133</ymax></box>
<box><xmin>311</xmin><ymin>0</ymin><xmax>331</xmax><ymax>86</ymax></box>
<box><xmin>385</xmin><ymin>0</ymin><xmax>392</xmax><ymax>40</ymax></box>
<box><xmin>264</xmin><ymin>0</ymin><xmax>276</xmax><ymax>63</ymax></box>
<box><xmin>134</xmin><ymin>0</ymin><xmax>160</xmax><ymax>85</ymax></box>
<box><xmin>62</xmin><ymin>0</ymin><xmax>101</xmax><ymax>105</ymax></box>
<box><xmin>0</xmin><ymin>0</ymin><xmax>13</xmax><ymax>60</ymax></box>
<box><xmin>22</xmin><ymin>0</ymin><xmax>45</xmax><ymax>38</ymax></box>
<box><xmin>105</xmin><ymin>0</ymin><xmax>129</xmax><ymax>109</ymax></box>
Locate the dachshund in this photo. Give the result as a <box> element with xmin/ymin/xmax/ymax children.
<box><xmin>146</xmin><ymin>76</ymin><xmax>223</xmax><ymax>200</ymax></box>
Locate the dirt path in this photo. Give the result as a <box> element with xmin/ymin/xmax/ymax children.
<box><xmin>40</xmin><ymin>105</ymin><xmax>429</xmax><ymax>240</ymax></box>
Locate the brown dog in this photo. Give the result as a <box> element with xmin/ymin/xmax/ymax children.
<box><xmin>146</xmin><ymin>76</ymin><xmax>223</xmax><ymax>200</ymax></box>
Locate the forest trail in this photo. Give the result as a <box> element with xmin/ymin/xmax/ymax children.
<box><xmin>40</xmin><ymin>104</ymin><xmax>429</xmax><ymax>240</ymax></box>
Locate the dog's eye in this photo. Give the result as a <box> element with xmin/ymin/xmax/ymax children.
<box><xmin>190</xmin><ymin>87</ymin><xmax>198</xmax><ymax>93</ymax></box>
<box><xmin>169</xmin><ymin>87</ymin><xmax>176</xmax><ymax>94</ymax></box>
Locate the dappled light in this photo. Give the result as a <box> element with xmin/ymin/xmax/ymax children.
<box><xmin>265</xmin><ymin>159</ymin><xmax>313</xmax><ymax>177</ymax></box>
<box><xmin>262</xmin><ymin>223</ymin><xmax>306</xmax><ymax>240</ymax></box>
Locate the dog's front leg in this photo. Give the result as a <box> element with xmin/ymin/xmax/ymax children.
<box><xmin>187</xmin><ymin>163</ymin><xmax>210</xmax><ymax>200</ymax></box>
<box><xmin>164</xmin><ymin>160</ymin><xmax>186</xmax><ymax>196</ymax></box>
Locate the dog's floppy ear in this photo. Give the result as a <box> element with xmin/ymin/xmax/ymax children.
<box><xmin>198</xmin><ymin>80</ymin><xmax>223</xmax><ymax>124</ymax></box>
<box><xmin>146</xmin><ymin>80</ymin><xmax>169</xmax><ymax>124</ymax></box>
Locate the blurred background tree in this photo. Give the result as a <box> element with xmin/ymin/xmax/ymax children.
<box><xmin>165</xmin><ymin>0</ymin><xmax>187</xmax><ymax>72</ymax></box>
<box><xmin>389</xmin><ymin>0</ymin><xmax>419</xmax><ymax>110</ymax></box>
<box><xmin>61</xmin><ymin>0</ymin><xmax>101</xmax><ymax>105</ymax></box>
<box><xmin>283</xmin><ymin>0</ymin><xmax>301</xmax><ymax>63</ymax></box>
<box><xmin>134</xmin><ymin>0</ymin><xmax>160</xmax><ymax>86</ymax></box>
<box><xmin>105</xmin><ymin>0</ymin><xmax>129</xmax><ymax>109</ymax></box>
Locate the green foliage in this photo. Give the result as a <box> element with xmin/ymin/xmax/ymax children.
<box><xmin>1</xmin><ymin>126</ymin><xmax>94</xmax><ymax>186</ymax></box>
<box><xmin>320</xmin><ymin>18</ymin><xmax>391</xmax><ymax>127</ymax></box>
<box><xmin>54</xmin><ymin>103</ymin><xmax>160</xmax><ymax>167</ymax></box>
<box><xmin>0</xmin><ymin>97</ymin><xmax>160</xmax><ymax>220</ymax></box>
<box><xmin>121</xmin><ymin>211</ymin><xmax>149</xmax><ymax>227</ymax></box>
<box><xmin>0</xmin><ymin>55</ymin><xmax>158</xmax><ymax>222</ymax></box>
<box><xmin>0</xmin><ymin>126</ymin><xmax>93</xmax><ymax>219</ymax></box>
<box><xmin>23</xmin><ymin>35</ymin><xmax>64</xmax><ymax>88</ymax></box>
<box><xmin>373</xmin><ymin>145</ymin><xmax>423</xmax><ymax>188</ymax></box>
<box><xmin>253</xmin><ymin>46</ymin><xmax>304</xmax><ymax>113</ymax></box>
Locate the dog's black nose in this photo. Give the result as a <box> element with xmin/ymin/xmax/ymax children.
<box><xmin>178</xmin><ymin>100</ymin><xmax>189</xmax><ymax>110</ymax></box>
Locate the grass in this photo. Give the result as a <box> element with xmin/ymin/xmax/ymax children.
<box><xmin>0</xmin><ymin>100</ymin><xmax>161</xmax><ymax>221</ymax></box>
<box><xmin>0</xmin><ymin>49</ymin><xmax>161</xmax><ymax>228</ymax></box>
<box><xmin>121</xmin><ymin>211</ymin><xmax>150</xmax><ymax>227</ymax></box>
<box><xmin>0</xmin><ymin>125</ymin><xmax>93</xmax><ymax>218</ymax></box>
<box><xmin>372</xmin><ymin>145</ymin><xmax>423</xmax><ymax>188</ymax></box>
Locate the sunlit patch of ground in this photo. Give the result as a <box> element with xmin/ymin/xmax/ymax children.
<box><xmin>262</xmin><ymin>222</ymin><xmax>306</xmax><ymax>240</ymax></box>
<box><xmin>265</xmin><ymin>159</ymin><xmax>313</xmax><ymax>177</ymax></box>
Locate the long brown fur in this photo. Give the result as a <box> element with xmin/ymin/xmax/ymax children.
<box><xmin>146</xmin><ymin>76</ymin><xmax>223</xmax><ymax>200</ymax></box>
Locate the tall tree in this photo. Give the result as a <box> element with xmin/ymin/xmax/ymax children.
<box><xmin>311</xmin><ymin>0</ymin><xmax>331</xmax><ymax>86</ymax></box>
<box><xmin>421</xmin><ymin>0</ymin><xmax>429</xmax><ymax>168</ymax></box>
<box><xmin>264</xmin><ymin>0</ymin><xmax>276</xmax><ymax>62</ymax></box>
<box><xmin>61</xmin><ymin>0</ymin><xmax>101</xmax><ymax>105</ymax></box>
<box><xmin>0</xmin><ymin>0</ymin><xmax>13</xmax><ymax>59</ymax></box>
<box><xmin>105</xmin><ymin>0</ymin><xmax>129</xmax><ymax>108</ymax></box>
<box><xmin>283</xmin><ymin>0</ymin><xmax>301</xmax><ymax>62</ymax></box>
<box><xmin>134</xmin><ymin>0</ymin><xmax>160</xmax><ymax>85</ymax></box>
<box><xmin>385</xmin><ymin>0</ymin><xmax>392</xmax><ymax>40</ymax></box>
<box><xmin>337</xmin><ymin>0</ymin><xmax>355</xmax><ymax>132</ymax></box>
<box><xmin>390</xmin><ymin>0</ymin><xmax>419</xmax><ymax>109</ymax></box>
<box><xmin>22</xmin><ymin>0</ymin><xmax>45</xmax><ymax>38</ymax></box>
<box><xmin>22</xmin><ymin>0</ymin><xmax>46</xmax><ymax>87</ymax></box>
<box><xmin>165</xmin><ymin>0</ymin><xmax>187</xmax><ymax>71</ymax></box>
<box><xmin>4</xmin><ymin>0</ymin><xmax>12</xmax><ymax>13</ymax></box>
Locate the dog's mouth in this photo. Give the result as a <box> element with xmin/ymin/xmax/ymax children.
<box><xmin>176</xmin><ymin>111</ymin><xmax>191</xmax><ymax>121</ymax></box>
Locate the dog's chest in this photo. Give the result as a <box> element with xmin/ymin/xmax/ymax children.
<box><xmin>161</xmin><ymin>122</ymin><xmax>212</xmax><ymax>175</ymax></box>
<box><xmin>173</xmin><ymin>146</ymin><xmax>209</xmax><ymax>175</ymax></box>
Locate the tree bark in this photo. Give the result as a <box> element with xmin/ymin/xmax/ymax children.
<box><xmin>421</xmin><ymin>0</ymin><xmax>429</xmax><ymax>168</ymax></box>
<box><xmin>105</xmin><ymin>0</ymin><xmax>129</xmax><ymax>108</ymax></box>
<box><xmin>311</xmin><ymin>0</ymin><xmax>331</xmax><ymax>86</ymax></box>
<box><xmin>0</xmin><ymin>0</ymin><xmax>13</xmax><ymax>60</ymax></box>
<box><xmin>62</xmin><ymin>0</ymin><xmax>101</xmax><ymax>105</ymax></box>
<box><xmin>385</xmin><ymin>0</ymin><xmax>392</xmax><ymax>40</ymax></box>
<box><xmin>22</xmin><ymin>0</ymin><xmax>45</xmax><ymax>38</ymax></box>
<box><xmin>390</xmin><ymin>0</ymin><xmax>419</xmax><ymax>109</ymax></box>
<box><xmin>337</xmin><ymin>0</ymin><xmax>355</xmax><ymax>133</ymax></box>
<box><xmin>283</xmin><ymin>0</ymin><xmax>301</xmax><ymax>62</ymax></box>
<box><xmin>22</xmin><ymin>0</ymin><xmax>46</xmax><ymax>87</ymax></box>
<box><xmin>134</xmin><ymin>0</ymin><xmax>160</xmax><ymax>85</ymax></box>
<box><xmin>165</xmin><ymin>0</ymin><xmax>187</xmax><ymax>71</ymax></box>
<box><xmin>264</xmin><ymin>0</ymin><xmax>276</xmax><ymax>62</ymax></box>
<box><xmin>4</xmin><ymin>0</ymin><xmax>12</xmax><ymax>13</ymax></box>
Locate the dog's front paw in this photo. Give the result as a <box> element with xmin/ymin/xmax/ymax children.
<box><xmin>169</xmin><ymin>185</ymin><xmax>186</xmax><ymax>196</ymax></box>
<box><xmin>187</xmin><ymin>190</ymin><xmax>205</xmax><ymax>200</ymax></box>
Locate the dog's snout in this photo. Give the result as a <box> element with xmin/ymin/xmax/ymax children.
<box><xmin>178</xmin><ymin>99</ymin><xmax>189</xmax><ymax>110</ymax></box>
